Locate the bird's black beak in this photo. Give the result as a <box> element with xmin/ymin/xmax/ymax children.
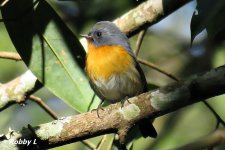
<box><xmin>80</xmin><ymin>34</ymin><xmax>92</xmax><ymax>40</ymax></box>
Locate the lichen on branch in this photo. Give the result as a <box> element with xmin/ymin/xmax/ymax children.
<box><xmin>0</xmin><ymin>70</ymin><xmax>37</xmax><ymax>111</ymax></box>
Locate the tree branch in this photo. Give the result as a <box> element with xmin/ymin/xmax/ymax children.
<box><xmin>0</xmin><ymin>70</ymin><xmax>37</xmax><ymax>111</ymax></box>
<box><xmin>0</xmin><ymin>51</ymin><xmax>21</xmax><ymax>61</ymax></box>
<box><xmin>135</xmin><ymin>29</ymin><xmax>147</xmax><ymax>56</ymax></box>
<box><xmin>80</xmin><ymin>0</ymin><xmax>192</xmax><ymax>50</ymax></box>
<box><xmin>0</xmin><ymin>0</ymin><xmax>9</xmax><ymax>7</ymax></box>
<box><xmin>113</xmin><ymin>0</ymin><xmax>192</xmax><ymax>37</ymax></box>
<box><xmin>138</xmin><ymin>58</ymin><xmax>180</xmax><ymax>82</ymax></box>
<box><xmin>1</xmin><ymin>65</ymin><xmax>225</xmax><ymax>149</ymax></box>
<box><xmin>29</xmin><ymin>95</ymin><xmax>58</xmax><ymax>120</ymax></box>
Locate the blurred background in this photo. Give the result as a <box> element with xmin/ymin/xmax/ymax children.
<box><xmin>1</xmin><ymin>0</ymin><xmax>225</xmax><ymax>149</ymax></box>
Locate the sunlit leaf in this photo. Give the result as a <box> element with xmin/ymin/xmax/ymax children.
<box><xmin>1</xmin><ymin>0</ymin><xmax>99</xmax><ymax>112</ymax></box>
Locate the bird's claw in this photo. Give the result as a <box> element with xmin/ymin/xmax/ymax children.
<box><xmin>91</xmin><ymin>101</ymin><xmax>104</xmax><ymax>118</ymax></box>
<box><xmin>121</xmin><ymin>96</ymin><xmax>132</xmax><ymax>108</ymax></box>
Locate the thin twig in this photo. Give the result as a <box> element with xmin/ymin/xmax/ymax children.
<box><xmin>30</xmin><ymin>95</ymin><xmax>97</xmax><ymax>149</ymax></box>
<box><xmin>134</xmin><ymin>29</ymin><xmax>147</xmax><ymax>56</ymax></box>
<box><xmin>97</xmin><ymin>135</ymin><xmax>108</xmax><ymax>150</ymax></box>
<box><xmin>29</xmin><ymin>95</ymin><xmax>58</xmax><ymax>120</ymax></box>
<box><xmin>0</xmin><ymin>52</ymin><xmax>21</xmax><ymax>61</ymax></box>
<box><xmin>203</xmin><ymin>101</ymin><xmax>225</xmax><ymax>127</ymax></box>
<box><xmin>0</xmin><ymin>0</ymin><xmax>9</xmax><ymax>7</ymax></box>
<box><xmin>138</xmin><ymin>58</ymin><xmax>180</xmax><ymax>82</ymax></box>
<box><xmin>82</xmin><ymin>140</ymin><xmax>96</xmax><ymax>150</ymax></box>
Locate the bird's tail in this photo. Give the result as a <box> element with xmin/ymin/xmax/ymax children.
<box><xmin>138</xmin><ymin>118</ymin><xmax>157</xmax><ymax>138</ymax></box>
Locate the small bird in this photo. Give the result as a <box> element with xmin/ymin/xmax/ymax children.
<box><xmin>81</xmin><ymin>21</ymin><xmax>157</xmax><ymax>138</ymax></box>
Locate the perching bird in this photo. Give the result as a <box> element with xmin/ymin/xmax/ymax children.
<box><xmin>81</xmin><ymin>21</ymin><xmax>157</xmax><ymax>138</ymax></box>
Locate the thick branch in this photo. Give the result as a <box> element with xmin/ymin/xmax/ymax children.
<box><xmin>1</xmin><ymin>66</ymin><xmax>225</xmax><ymax>149</ymax></box>
<box><xmin>0</xmin><ymin>70</ymin><xmax>37</xmax><ymax>111</ymax></box>
<box><xmin>113</xmin><ymin>0</ymin><xmax>192</xmax><ymax>37</ymax></box>
<box><xmin>80</xmin><ymin>0</ymin><xmax>192</xmax><ymax>50</ymax></box>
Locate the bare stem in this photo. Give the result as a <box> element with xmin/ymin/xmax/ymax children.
<box><xmin>0</xmin><ymin>51</ymin><xmax>21</xmax><ymax>61</ymax></box>
<box><xmin>29</xmin><ymin>96</ymin><xmax>97</xmax><ymax>149</ymax></box>
<box><xmin>29</xmin><ymin>95</ymin><xmax>58</xmax><ymax>120</ymax></box>
<box><xmin>135</xmin><ymin>29</ymin><xmax>147</xmax><ymax>56</ymax></box>
<box><xmin>138</xmin><ymin>58</ymin><xmax>180</xmax><ymax>82</ymax></box>
<box><xmin>0</xmin><ymin>0</ymin><xmax>9</xmax><ymax>7</ymax></box>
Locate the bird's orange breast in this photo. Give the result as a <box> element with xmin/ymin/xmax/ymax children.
<box><xmin>86</xmin><ymin>41</ymin><xmax>134</xmax><ymax>80</ymax></box>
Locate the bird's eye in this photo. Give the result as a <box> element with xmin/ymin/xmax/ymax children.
<box><xmin>96</xmin><ymin>31</ymin><xmax>102</xmax><ymax>37</ymax></box>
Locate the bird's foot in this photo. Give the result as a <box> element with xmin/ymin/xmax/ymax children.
<box><xmin>121</xmin><ymin>96</ymin><xmax>132</xmax><ymax>108</ymax></box>
<box><xmin>91</xmin><ymin>101</ymin><xmax>104</xmax><ymax>118</ymax></box>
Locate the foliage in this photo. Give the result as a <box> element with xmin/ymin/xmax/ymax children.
<box><xmin>1</xmin><ymin>0</ymin><xmax>99</xmax><ymax>113</ymax></box>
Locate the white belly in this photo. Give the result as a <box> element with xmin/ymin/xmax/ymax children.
<box><xmin>93</xmin><ymin>66</ymin><xmax>144</xmax><ymax>102</ymax></box>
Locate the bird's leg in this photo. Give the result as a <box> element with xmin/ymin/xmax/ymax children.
<box><xmin>121</xmin><ymin>96</ymin><xmax>132</xmax><ymax>108</ymax></box>
<box><xmin>126</xmin><ymin>96</ymin><xmax>132</xmax><ymax>104</ymax></box>
<box><xmin>96</xmin><ymin>101</ymin><xmax>104</xmax><ymax>118</ymax></box>
<box><xmin>91</xmin><ymin>100</ymin><xmax>104</xmax><ymax>118</ymax></box>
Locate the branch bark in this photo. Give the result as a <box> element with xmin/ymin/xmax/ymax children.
<box><xmin>80</xmin><ymin>0</ymin><xmax>192</xmax><ymax>50</ymax></box>
<box><xmin>1</xmin><ymin>65</ymin><xmax>225</xmax><ymax>149</ymax></box>
<box><xmin>113</xmin><ymin>0</ymin><xmax>192</xmax><ymax>37</ymax></box>
<box><xmin>0</xmin><ymin>70</ymin><xmax>38</xmax><ymax>111</ymax></box>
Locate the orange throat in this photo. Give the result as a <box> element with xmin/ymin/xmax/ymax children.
<box><xmin>86</xmin><ymin>42</ymin><xmax>134</xmax><ymax>80</ymax></box>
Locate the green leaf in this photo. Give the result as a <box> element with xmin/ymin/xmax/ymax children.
<box><xmin>1</xmin><ymin>0</ymin><xmax>99</xmax><ymax>112</ymax></box>
<box><xmin>190</xmin><ymin>0</ymin><xmax>225</xmax><ymax>43</ymax></box>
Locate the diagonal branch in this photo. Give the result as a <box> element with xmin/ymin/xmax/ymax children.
<box><xmin>135</xmin><ymin>29</ymin><xmax>147</xmax><ymax>56</ymax></box>
<box><xmin>138</xmin><ymin>58</ymin><xmax>180</xmax><ymax>82</ymax></box>
<box><xmin>0</xmin><ymin>51</ymin><xmax>21</xmax><ymax>61</ymax></box>
<box><xmin>80</xmin><ymin>0</ymin><xmax>192</xmax><ymax>50</ymax></box>
<box><xmin>113</xmin><ymin>0</ymin><xmax>192</xmax><ymax>37</ymax></box>
<box><xmin>0</xmin><ymin>71</ymin><xmax>97</xmax><ymax>149</ymax></box>
<box><xmin>29</xmin><ymin>95</ymin><xmax>58</xmax><ymax>120</ymax></box>
<box><xmin>0</xmin><ymin>70</ymin><xmax>38</xmax><ymax>111</ymax></box>
<box><xmin>1</xmin><ymin>65</ymin><xmax>225</xmax><ymax>149</ymax></box>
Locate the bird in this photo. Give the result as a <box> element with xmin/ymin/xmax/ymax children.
<box><xmin>81</xmin><ymin>21</ymin><xmax>157</xmax><ymax>138</ymax></box>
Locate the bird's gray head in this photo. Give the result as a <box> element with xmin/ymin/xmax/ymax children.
<box><xmin>82</xmin><ymin>21</ymin><xmax>131</xmax><ymax>50</ymax></box>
